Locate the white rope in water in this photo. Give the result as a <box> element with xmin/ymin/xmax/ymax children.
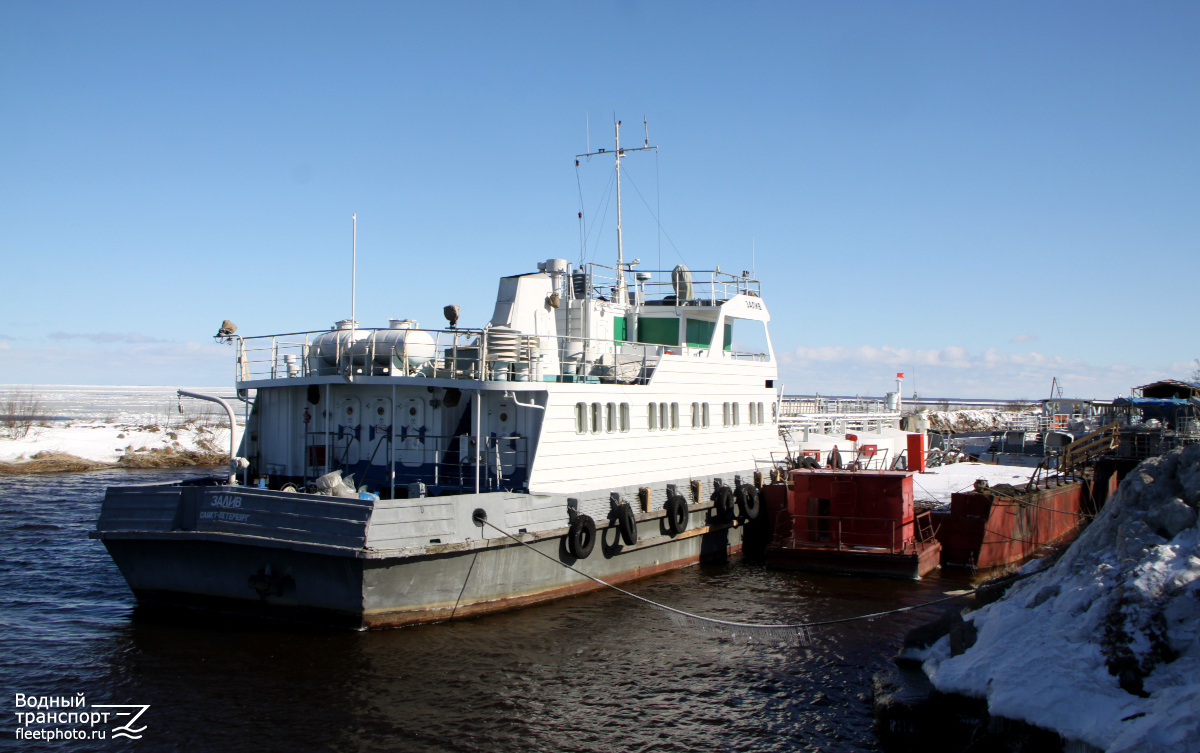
<box><xmin>477</xmin><ymin>518</ymin><xmax>1009</xmax><ymax>647</ymax></box>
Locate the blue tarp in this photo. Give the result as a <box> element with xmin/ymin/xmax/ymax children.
<box><xmin>1113</xmin><ymin>397</ymin><xmax>1192</xmax><ymax>409</ymax></box>
<box><xmin>1114</xmin><ymin>396</ymin><xmax>1196</xmax><ymax>427</ymax></box>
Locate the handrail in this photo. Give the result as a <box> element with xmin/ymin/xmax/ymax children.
<box><xmin>233</xmin><ymin>325</ymin><xmax>769</xmax><ymax>384</ymax></box>
<box><xmin>178</xmin><ymin>390</ymin><xmax>239</xmax><ymax>485</ymax></box>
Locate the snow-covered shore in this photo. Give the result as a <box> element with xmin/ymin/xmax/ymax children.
<box><xmin>0</xmin><ymin>385</ymin><xmax>243</xmax><ymax>471</ymax></box>
<box><xmin>922</xmin><ymin>408</ymin><xmax>1040</xmax><ymax>433</ymax></box>
<box><xmin>0</xmin><ymin>419</ymin><xmax>242</xmax><ymax>468</ymax></box>
<box><xmin>921</xmin><ymin>445</ymin><xmax>1200</xmax><ymax>752</ymax></box>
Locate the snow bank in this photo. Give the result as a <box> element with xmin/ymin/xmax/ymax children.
<box><xmin>924</xmin><ymin>408</ymin><xmax>1040</xmax><ymax>433</ymax></box>
<box><xmin>0</xmin><ymin>420</ymin><xmax>242</xmax><ymax>465</ymax></box>
<box><xmin>922</xmin><ymin>445</ymin><xmax>1200</xmax><ymax>752</ymax></box>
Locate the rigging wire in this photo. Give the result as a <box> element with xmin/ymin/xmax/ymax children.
<box><xmin>578</xmin><ymin>167</ymin><xmax>616</xmax><ymax>265</ymax></box>
<box><xmin>575</xmin><ymin>160</ymin><xmax>587</xmax><ymax>265</ymax></box>
<box><xmin>655</xmin><ymin>149</ymin><xmax>662</xmax><ymax>273</ymax></box>
<box><xmin>620</xmin><ymin>163</ymin><xmax>688</xmax><ymax>265</ymax></box>
<box><xmin>476</xmin><ymin>517</ymin><xmax>1028</xmax><ymax>647</ymax></box>
<box><xmin>587</xmin><ymin>175</ymin><xmax>616</xmax><ymax>265</ymax></box>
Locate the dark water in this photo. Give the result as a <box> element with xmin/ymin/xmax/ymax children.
<box><xmin>1</xmin><ymin>470</ymin><xmax>974</xmax><ymax>752</ymax></box>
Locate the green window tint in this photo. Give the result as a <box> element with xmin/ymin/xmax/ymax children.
<box><xmin>637</xmin><ymin>317</ymin><xmax>679</xmax><ymax>346</ymax></box>
<box><xmin>723</xmin><ymin>321</ymin><xmax>733</xmax><ymax>351</ymax></box>
<box><xmin>614</xmin><ymin>316</ymin><xmax>627</xmax><ymax>342</ymax></box>
<box><xmin>685</xmin><ymin>318</ymin><xmax>716</xmax><ymax>348</ymax></box>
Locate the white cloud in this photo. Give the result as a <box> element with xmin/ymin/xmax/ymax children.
<box><xmin>1009</xmin><ymin>333</ymin><xmax>1039</xmax><ymax>343</ymax></box>
<box><xmin>779</xmin><ymin>344</ymin><xmax>1180</xmax><ymax>399</ymax></box>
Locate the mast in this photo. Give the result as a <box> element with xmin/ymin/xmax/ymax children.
<box><xmin>577</xmin><ymin>118</ymin><xmax>657</xmax><ymax>306</ymax></box>
<box><xmin>351</xmin><ymin>213</ymin><xmax>357</xmax><ymax>324</ymax></box>
<box><xmin>614</xmin><ymin>121</ymin><xmax>626</xmax><ymax>303</ymax></box>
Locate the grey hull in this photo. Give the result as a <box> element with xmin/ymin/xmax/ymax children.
<box><xmin>93</xmin><ymin>483</ymin><xmax>746</xmax><ymax>629</ymax></box>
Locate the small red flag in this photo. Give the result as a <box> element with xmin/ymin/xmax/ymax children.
<box><xmin>896</xmin><ymin>372</ymin><xmax>904</xmax><ymax>378</ymax></box>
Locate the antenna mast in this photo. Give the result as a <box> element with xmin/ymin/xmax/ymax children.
<box><xmin>576</xmin><ymin>118</ymin><xmax>657</xmax><ymax>305</ymax></box>
<box><xmin>351</xmin><ymin>213</ymin><xmax>357</xmax><ymax>324</ymax></box>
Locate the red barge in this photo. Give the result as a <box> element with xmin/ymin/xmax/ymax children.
<box><xmin>763</xmin><ymin>469</ymin><xmax>942</xmax><ymax>579</ymax></box>
<box><xmin>758</xmin><ymin>462</ymin><xmax>1119</xmax><ymax>577</ymax></box>
<box><xmin>932</xmin><ymin>469</ymin><xmax>1118</xmax><ymax>569</ymax></box>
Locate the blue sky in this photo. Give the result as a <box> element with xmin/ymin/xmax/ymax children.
<box><xmin>1</xmin><ymin>2</ymin><xmax>1196</xmax><ymax>399</ymax></box>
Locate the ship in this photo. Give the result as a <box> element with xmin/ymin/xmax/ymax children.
<box><xmin>91</xmin><ymin>122</ymin><xmax>793</xmax><ymax>628</ymax></box>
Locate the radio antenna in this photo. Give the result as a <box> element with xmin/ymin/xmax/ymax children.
<box><xmin>577</xmin><ymin>118</ymin><xmax>657</xmax><ymax>306</ymax></box>
<box><xmin>351</xmin><ymin>213</ymin><xmax>357</xmax><ymax>324</ymax></box>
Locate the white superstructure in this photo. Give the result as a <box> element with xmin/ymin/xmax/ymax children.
<box><xmin>234</xmin><ymin>259</ymin><xmax>784</xmax><ymax>508</ymax></box>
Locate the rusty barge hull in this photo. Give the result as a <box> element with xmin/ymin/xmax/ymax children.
<box><xmin>930</xmin><ymin>471</ymin><xmax>1116</xmax><ymax>569</ymax></box>
<box><xmin>92</xmin><ymin>482</ymin><xmax>743</xmax><ymax>629</ymax></box>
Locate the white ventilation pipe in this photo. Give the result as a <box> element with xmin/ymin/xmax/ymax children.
<box><xmin>178</xmin><ymin>390</ymin><xmax>240</xmax><ymax>485</ymax></box>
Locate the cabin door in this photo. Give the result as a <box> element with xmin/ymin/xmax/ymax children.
<box><xmin>485</xmin><ymin>393</ymin><xmax>521</xmax><ymax>476</ymax></box>
<box><xmin>397</xmin><ymin>397</ymin><xmax>428</xmax><ymax>467</ymax></box>
<box><xmin>335</xmin><ymin>397</ymin><xmax>361</xmax><ymax>466</ymax></box>
<box><xmin>366</xmin><ymin>397</ymin><xmax>391</xmax><ymax>466</ymax></box>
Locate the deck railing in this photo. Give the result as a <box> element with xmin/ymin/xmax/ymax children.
<box><xmin>582</xmin><ymin>263</ymin><xmax>761</xmax><ymax>306</ymax></box>
<box><xmin>773</xmin><ymin>512</ymin><xmax>937</xmax><ymax>554</ymax></box>
<box><xmin>233</xmin><ymin>327</ymin><xmax>767</xmax><ymax>385</ymax></box>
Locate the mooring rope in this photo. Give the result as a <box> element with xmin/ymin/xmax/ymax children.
<box><xmin>477</xmin><ymin>517</ymin><xmax>1027</xmax><ymax>646</ymax></box>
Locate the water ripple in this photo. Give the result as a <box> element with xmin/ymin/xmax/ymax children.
<box><xmin>1</xmin><ymin>469</ymin><xmax>974</xmax><ymax>752</ymax></box>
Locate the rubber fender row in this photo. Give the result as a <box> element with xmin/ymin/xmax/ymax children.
<box><xmin>568</xmin><ymin>501</ymin><xmax>640</xmax><ymax>559</ymax></box>
<box><xmin>713</xmin><ymin>482</ymin><xmax>762</xmax><ymax>522</ymax></box>
<box><xmin>567</xmin><ymin>483</ymin><xmax>760</xmax><ymax>558</ymax></box>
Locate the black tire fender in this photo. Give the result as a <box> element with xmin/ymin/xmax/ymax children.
<box><xmin>714</xmin><ymin>485</ymin><xmax>735</xmax><ymax>520</ymax></box>
<box><xmin>568</xmin><ymin>513</ymin><xmax>596</xmax><ymax>558</ymax></box>
<box><xmin>665</xmin><ymin>493</ymin><xmax>689</xmax><ymax>535</ymax></box>
<box><xmin>616</xmin><ymin>502</ymin><xmax>638</xmax><ymax>546</ymax></box>
<box><xmin>737</xmin><ymin>484</ymin><xmax>762</xmax><ymax>520</ymax></box>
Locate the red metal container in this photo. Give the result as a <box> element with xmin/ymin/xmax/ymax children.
<box><xmin>907</xmin><ymin>433</ymin><xmax>926</xmax><ymax>473</ymax></box>
<box><xmin>786</xmin><ymin>469</ymin><xmax>916</xmax><ymax>551</ymax></box>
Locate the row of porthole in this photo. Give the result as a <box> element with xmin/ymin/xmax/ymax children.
<box><xmin>574</xmin><ymin>401</ymin><xmax>775</xmax><ymax>434</ymax></box>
